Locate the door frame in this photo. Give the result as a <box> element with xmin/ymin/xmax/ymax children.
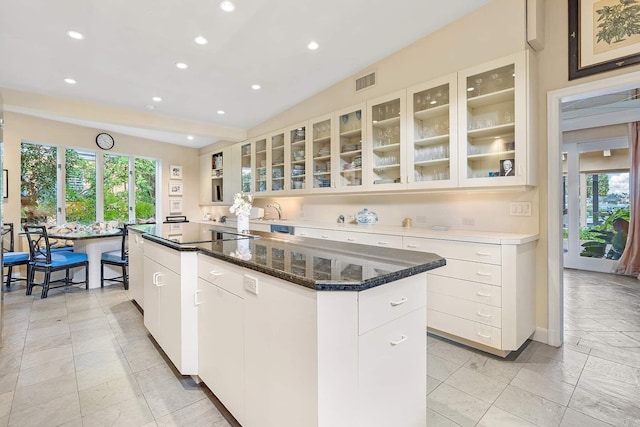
<box><xmin>547</xmin><ymin>71</ymin><xmax>640</xmax><ymax>347</ymax></box>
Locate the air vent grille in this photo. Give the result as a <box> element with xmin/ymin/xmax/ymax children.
<box><xmin>355</xmin><ymin>72</ymin><xmax>376</xmax><ymax>92</ymax></box>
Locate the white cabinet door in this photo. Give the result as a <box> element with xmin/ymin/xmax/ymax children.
<box><xmin>143</xmin><ymin>256</ymin><xmax>161</xmax><ymax>339</ymax></box>
<box><xmin>128</xmin><ymin>232</ymin><xmax>144</xmax><ymax>308</ymax></box>
<box><xmin>198</xmin><ymin>279</ymin><xmax>245</xmax><ymax>424</ymax></box>
<box><xmin>309</xmin><ymin>113</ymin><xmax>334</xmax><ymax>192</ymax></box>
<box><xmin>159</xmin><ymin>266</ymin><xmax>182</xmax><ymax>369</ymax></box>
<box><xmin>335</xmin><ymin>104</ymin><xmax>366</xmax><ymax>192</ymax></box>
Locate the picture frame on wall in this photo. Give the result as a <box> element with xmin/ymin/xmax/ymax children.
<box><xmin>169</xmin><ymin>198</ymin><xmax>183</xmax><ymax>214</ymax></box>
<box><xmin>168</xmin><ymin>181</ymin><xmax>183</xmax><ymax>196</ymax></box>
<box><xmin>3</xmin><ymin>169</ymin><xmax>7</xmax><ymax>198</ymax></box>
<box><xmin>569</xmin><ymin>0</ymin><xmax>640</xmax><ymax>80</ymax></box>
<box><xmin>170</xmin><ymin>165</ymin><xmax>183</xmax><ymax>179</ymax></box>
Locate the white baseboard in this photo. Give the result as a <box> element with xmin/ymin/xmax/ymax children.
<box><xmin>532</xmin><ymin>327</ymin><xmax>548</xmax><ymax>345</ymax></box>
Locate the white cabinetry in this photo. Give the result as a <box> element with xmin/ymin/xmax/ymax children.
<box><xmin>199</xmin><ymin>145</ymin><xmax>240</xmax><ymax>205</ymax></box>
<box><xmin>335</xmin><ymin>104</ymin><xmax>366</xmax><ymax>191</ymax></box>
<box><xmin>127</xmin><ymin>230</ymin><xmax>145</xmax><ymax>308</ymax></box>
<box><xmin>294</xmin><ymin>226</ymin><xmax>403</xmax><ymax>249</ymax></box>
<box><xmin>143</xmin><ymin>240</ymin><xmax>198</xmax><ymax>374</ymax></box>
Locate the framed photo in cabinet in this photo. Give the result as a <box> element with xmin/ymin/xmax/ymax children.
<box><xmin>569</xmin><ymin>0</ymin><xmax>640</xmax><ymax>79</ymax></box>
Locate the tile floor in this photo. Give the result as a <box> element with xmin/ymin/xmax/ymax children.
<box><xmin>0</xmin><ymin>268</ymin><xmax>639</xmax><ymax>426</ymax></box>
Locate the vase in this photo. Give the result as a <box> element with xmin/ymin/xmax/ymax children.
<box><xmin>237</xmin><ymin>214</ymin><xmax>249</xmax><ymax>234</ymax></box>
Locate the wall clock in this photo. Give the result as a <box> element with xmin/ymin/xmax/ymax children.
<box><xmin>96</xmin><ymin>132</ymin><xmax>115</xmax><ymax>150</ymax></box>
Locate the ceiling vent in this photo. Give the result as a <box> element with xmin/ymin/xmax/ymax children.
<box><xmin>355</xmin><ymin>71</ymin><xmax>376</xmax><ymax>92</ymax></box>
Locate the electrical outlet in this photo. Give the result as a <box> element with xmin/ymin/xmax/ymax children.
<box><xmin>416</xmin><ymin>215</ymin><xmax>427</xmax><ymax>224</ymax></box>
<box><xmin>461</xmin><ymin>217</ymin><xmax>475</xmax><ymax>226</ymax></box>
<box><xmin>244</xmin><ymin>274</ymin><xmax>258</xmax><ymax>295</ymax></box>
<box><xmin>509</xmin><ymin>202</ymin><xmax>532</xmax><ymax>216</ymax></box>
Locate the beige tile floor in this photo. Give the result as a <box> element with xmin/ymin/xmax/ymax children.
<box><xmin>1</xmin><ymin>268</ymin><xmax>639</xmax><ymax>426</ymax></box>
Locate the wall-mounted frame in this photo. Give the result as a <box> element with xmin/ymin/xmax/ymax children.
<box><xmin>3</xmin><ymin>169</ymin><xmax>7</xmax><ymax>198</ymax></box>
<box><xmin>168</xmin><ymin>181</ymin><xmax>183</xmax><ymax>196</ymax></box>
<box><xmin>569</xmin><ymin>0</ymin><xmax>640</xmax><ymax>80</ymax></box>
<box><xmin>169</xmin><ymin>198</ymin><xmax>183</xmax><ymax>214</ymax></box>
<box><xmin>170</xmin><ymin>165</ymin><xmax>183</xmax><ymax>179</ymax></box>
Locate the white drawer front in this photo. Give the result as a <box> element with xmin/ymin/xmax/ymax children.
<box><xmin>427</xmin><ymin>274</ymin><xmax>502</xmax><ymax>307</ymax></box>
<box><xmin>403</xmin><ymin>237</ymin><xmax>501</xmax><ymax>265</ymax></box>
<box><xmin>144</xmin><ymin>240</ymin><xmax>181</xmax><ymax>273</ymax></box>
<box><xmin>359</xmin><ymin>275</ymin><xmax>426</xmax><ymax>335</ymax></box>
<box><xmin>344</xmin><ymin>232</ymin><xmax>403</xmax><ymax>249</ymax></box>
<box><xmin>295</xmin><ymin>227</ymin><xmax>339</xmax><ymax>241</ymax></box>
<box><xmin>198</xmin><ymin>255</ymin><xmax>245</xmax><ymax>297</ymax></box>
<box><xmin>428</xmin><ymin>310</ymin><xmax>501</xmax><ymax>349</ymax></box>
<box><xmin>427</xmin><ymin>291</ymin><xmax>502</xmax><ymax>328</ymax></box>
<box><xmin>428</xmin><ymin>258</ymin><xmax>501</xmax><ymax>286</ymax></box>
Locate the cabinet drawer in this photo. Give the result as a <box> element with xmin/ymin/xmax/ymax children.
<box><xmin>428</xmin><ymin>310</ymin><xmax>501</xmax><ymax>349</ymax></box>
<box><xmin>144</xmin><ymin>240</ymin><xmax>181</xmax><ymax>273</ymax></box>
<box><xmin>359</xmin><ymin>275</ymin><xmax>426</xmax><ymax>335</ymax></box>
<box><xmin>427</xmin><ymin>291</ymin><xmax>502</xmax><ymax>328</ymax></box>
<box><xmin>198</xmin><ymin>254</ymin><xmax>245</xmax><ymax>298</ymax></box>
<box><xmin>295</xmin><ymin>227</ymin><xmax>340</xmax><ymax>241</ymax></box>
<box><xmin>427</xmin><ymin>275</ymin><xmax>501</xmax><ymax>307</ymax></box>
<box><xmin>428</xmin><ymin>258</ymin><xmax>501</xmax><ymax>286</ymax></box>
<box><xmin>345</xmin><ymin>232</ymin><xmax>403</xmax><ymax>249</ymax></box>
<box><xmin>403</xmin><ymin>237</ymin><xmax>501</xmax><ymax>265</ymax></box>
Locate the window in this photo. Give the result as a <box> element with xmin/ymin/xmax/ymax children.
<box><xmin>21</xmin><ymin>141</ymin><xmax>159</xmax><ymax>225</ymax></box>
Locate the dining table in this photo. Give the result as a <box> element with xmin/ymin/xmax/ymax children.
<box><xmin>47</xmin><ymin>229</ymin><xmax>123</xmax><ymax>289</ymax></box>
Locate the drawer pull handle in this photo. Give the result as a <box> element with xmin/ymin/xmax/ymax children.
<box><xmin>477</xmin><ymin>312</ymin><xmax>492</xmax><ymax>318</ymax></box>
<box><xmin>476</xmin><ymin>272</ymin><xmax>492</xmax><ymax>277</ymax></box>
<box><xmin>347</xmin><ymin>237</ymin><xmax>356</xmax><ymax>242</ymax></box>
<box><xmin>209</xmin><ymin>270</ymin><xmax>223</xmax><ymax>279</ymax></box>
<box><xmin>406</xmin><ymin>244</ymin><xmax>418</xmax><ymax>249</ymax></box>
<box><xmin>476</xmin><ymin>252</ymin><xmax>492</xmax><ymax>257</ymax></box>
<box><xmin>194</xmin><ymin>290</ymin><xmax>202</xmax><ymax>306</ymax></box>
<box><xmin>299</xmin><ymin>232</ymin><xmax>308</xmax><ymax>236</ymax></box>
<box><xmin>378</xmin><ymin>241</ymin><xmax>389</xmax><ymax>245</ymax></box>
<box><xmin>321</xmin><ymin>235</ymin><xmax>329</xmax><ymax>239</ymax></box>
<box><xmin>476</xmin><ymin>291</ymin><xmax>492</xmax><ymax>297</ymax></box>
<box><xmin>390</xmin><ymin>297</ymin><xmax>408</xmax><ymax>307</ymax></box>
<box><xmin>390</xmin><ymin>335</ymin><xmax>408</xmax><ymax>346</ymax></box>
<box><xmin>153</xmin><ymin>272</ymin><xmax>165</xmax><ymax>287</ymax></box>
<box><xmin>477</xmin><ymin>332</ymin><xmax>491</xmax><ymax>339</ymax></box>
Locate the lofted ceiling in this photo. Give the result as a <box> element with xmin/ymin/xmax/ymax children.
<box><xmin>0</xmin><ymin>0</ymin><xmax>491</xmax><ymax>148</ymax></box>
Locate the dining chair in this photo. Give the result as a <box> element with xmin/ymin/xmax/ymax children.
<box><xmin>23</xmin><ymin>225</ymin><xmax>89</xmax><ymax>298</ymax></box>
<box><xmin>101</xmin><ymin>225</ymin><xmax>128</xmax><ymax>289</ymax></box>
<box><xmin>2</xmin><ymin>223</ymin><xmax>30</xmax><ymax>287</ymax></box>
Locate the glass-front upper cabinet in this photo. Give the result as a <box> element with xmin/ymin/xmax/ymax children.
<box><xmin>310</xmin><ymin>114</ymin><xmax>333</xmax><ymax>191</ymax></box>
<box><xmin>336</xmin><ymin>104</ymin><xmax>365</xmax><ymax>191</ymax></box>
<box><xmin>270</xmin><ymin>131</ymin><xmax>285</xmax><ymax>192</ymax></box>
<box><xmin>458</xmin><ymin>51</ymin><xmax>533</xmax><ymax>187</ymax></box>
<box><xmin>288</xmin><ymin>123</ymin><xmax>308</xmax><ymax>192</ymax></box>
<box><xmin>366</xmin><ymin>91</ymin><xmax>406</xmax><ymax>190</ymax></box>
<box><xmin>406</xmin><ymin>74</ymin><xmax>458</xmax><ymax>189</ymax></box>
<box><xmin>240</xmin><ymin>142</ymin><xmax>252</xmax><ymax>193</ymax></box>
<box><xmin>253</xmin><ymin>137</ymin><xmax>268</xmax><ymax>194</ymax></box>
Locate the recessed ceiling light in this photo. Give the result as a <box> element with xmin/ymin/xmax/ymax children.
<box><xmin>187</xmin><ymin>135</ymin><xmax>194</xmax><ymax>141</ymax></box>
<box><xmin>251</xmin><ymin>84</ymin><xmax>261</xmax><ymax>90</ymax></box>
<box><xmin>152</xmin><ymin>96</ymin><xmax>162</xmax><ymax>102</ymax></box>
<box><xmin>64</xmin><ymin>78</ymin><xmax>77</xmax><ymax>85</ymax></box>
<box><xmin>194</xmin><ymin>36</ymin><xmax>208</xmax><ymax>45</ymax></box>
<box><xmin>66</xmin><ymin>30</ymin><xmax>84</xmax><ymax>40</ymax></box>
<box><xmin>307</xmin><ymin>41</ymin><xmax>319</xmax><ymax>50</ymax></box>
<box><xmin>219</xmin><ymin>0</ymin><xmax>236</xmax><ymax>12</ymax></box>
<box><xmin>176</xmin><ymin>62</ymin><xmax>188</xmax><ymax>69</ymax></box>
<box><xmin>145</xmin><ymin>104</ymin><xmax>157</xmax><ymax>111</ymax></box>
<box><xmin>217</xmin><ymin>110</ymin><xmax>225</xmax><ymax>115</ymax></box>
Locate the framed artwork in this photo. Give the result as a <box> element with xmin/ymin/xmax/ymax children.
<box><xmin>170</xmin><ymin>165</ymin><xmax>183</xmax><ymax>179</ymax></box>
<box><xmin>569</xmin><ymin>0</ymin><xmax>640</xmax><ymax>80</ymax></box>
<box><xmin>500</xmin><ymin>159</ymin><xmax>515</xmax><ymax>177</ymax></box>
<box><xmin>168</xmin><ymin>181</ymin><xmax>183</xmax><ymax>196</ymax></box>
<box><xmin>169</xmin><ymin>198</ymin><xmax>183</xmax><ymax>214</ymax></box>
<box><xmin>3</xmin><ymin>169</ymin><xmax>7</xmax><ymax>198</ymax></box>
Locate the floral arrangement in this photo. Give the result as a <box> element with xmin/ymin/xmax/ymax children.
<box><xmin>229</xmin><ymin>192</ymin><xmax>253</xmax><ymax>217</ymax></box>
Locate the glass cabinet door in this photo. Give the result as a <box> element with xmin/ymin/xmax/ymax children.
<box><xmin>367</xmin><ymin>91</ymin><xmax>406</xmax><ymax>189</ymax></box>
<box><xmin>406</xmin><ymin>75</ymin><xmax>457</xmax><ymax>188</ymax></box>
<box><xmin>288</xmin><ymin>124</ymin><xmax>308</xmax><ymax>192</ymax></box>
<box><xmin>270</xmin><ymin>131</ymin><xmax>285</xmax><ymax>192</ymax></box>
<box><xmin>240</xmin><ymin>142</ymin><xmax>252</xmax><ymax>193</ymax></box>
<box><xmin>458</xmin><ymin>51</ymin><xmax>528</xmax><ymax>187</ymax></box>
<box><xmin>253</xmin><ymin>137</ymin><xmax>268</xmax><ymax>194</ymax></box>
<box><xmin>310</xmin><ymin>114</ymin><xmax>333</xmax><ymax>190</ymax></box>
<box><xmin>336</xmin><ymin>105</ymin><xmax>365</xmax><ymax>190</ymax></box>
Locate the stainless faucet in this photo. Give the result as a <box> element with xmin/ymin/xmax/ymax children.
<box><xmin>266</xmin><ymin>202</ymin><xmax>283</xmax><ymax>220</ymax></box>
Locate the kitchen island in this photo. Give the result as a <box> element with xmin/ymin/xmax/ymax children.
<box><xmin>130</xmin><ymin>223</ymin><xmax>444</xmax><ymax>427</ymax></box>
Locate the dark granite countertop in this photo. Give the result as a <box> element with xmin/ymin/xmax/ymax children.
<box><xmin>132</xmin><ymin>225</ymin><xmax>445</xmax><ymax>291</ymax></box>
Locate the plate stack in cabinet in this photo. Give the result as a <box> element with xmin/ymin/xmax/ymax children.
<box><xmin>288</xmin><ymin>123</ymin><xmax>308</xmax><ymax>192</ymax></box>
<box><xmin>240</xmin><ymin>142</ymin><xmax>252</xmax><ymax>193</ymax></box>
<box><xmin>336</xmin><ymin>104</ymin><xmax>365</xmax><ymax>191</ymax></box>
<box><xmin>406</xmin><ymin>75</ymin><xmax>458</xmax><ymax>189</ymax></box>
<box><xmin>270</xmin><ymin>131</ymin><xmax>285</xmax><ymax>192</ymax></box>
<box><xmin>253</xmin><ymin>137</ymin><xmax>268</xmax><ymax>194</ymax></box>
<box><xmin>310</xmin><ymin>114</ymin><xmax>333</xmax><ymax>191</ymax></box>
<box><xmin>367</xmin><ymin>91</ymin><xmax>406</xmax><ymax>190</ymax></box>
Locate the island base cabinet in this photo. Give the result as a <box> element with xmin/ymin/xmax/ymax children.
<box><xmin>359</xmin><ymin>307</ymin><xmax>427</xmax><ymax>427</ymax></box>
<box><xmin>127</xmin><ymin>231</ymin><xmax>144</xmax><ymax>308</ymax></box>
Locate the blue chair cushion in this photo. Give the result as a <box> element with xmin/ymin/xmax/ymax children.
<box><xmin>32</xmin><ymin>252</ymin><xmax>88</xmax><ymax>267</ymax></box>
<box><xmin>4</xmin><ymin>252</ymin><xmax>30</xmax><ymax>265</ymax></box>
<box><xmin>101</xmin><ymin>250</ymin><xmax>127</xmax><ymax>264</ymax></box>
<box><xmin>50</xmin><ymin>246</ymin><xmax>74</xmax><ymax>252</ymax></box>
